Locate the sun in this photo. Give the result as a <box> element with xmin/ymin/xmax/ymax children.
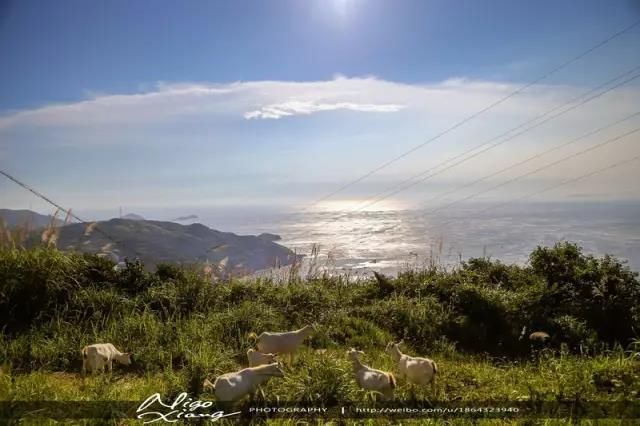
<box><xmin>332</xmin><ymin>0</ymin><xmax>354</xmax><ymax>18</ymax></box>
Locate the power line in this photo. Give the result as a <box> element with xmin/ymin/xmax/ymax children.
<box><xmin>300</xmin><ymin>19</ymin><xmax>640</xmax><ymax>211</ymax></box>
<box><xmin>422</xmin><ymin>110</ymin><xmax>640</xmax><ymax>211</ymax></box>
<box><xmin>423</xmin><ymin>124</ymin><xmax>640</xmax><ymax>215</ymax></box>
<box><xmin>436</xmin><ymin>153</ymin><xmax>640</xmax><ymax>230</ymax></box>
<box><xmin>352</xmin><ymin>67</ymin><xmax>640</xmax><ymax>212</ymax></box>
<box><xmin>1</xmin><ymin>170</ymin><xmax>73</xmax><ymax>218</ymax></box>
<box><xmin>0</xmin><ymin>169</ymin><xmax>141</xmax><ymax>258</ymax></box>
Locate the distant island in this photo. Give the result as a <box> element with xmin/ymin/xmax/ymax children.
<box><xmin>121</xmin><ymin>213</ymin><xmax>145</xmax><ymax>220</ymax></box>
<box><xmin>257</xmin><ymin>232</ymin><xmax>282</xmax><ymax>242</ymax></box>
<box><xmin>172</xmin><ymin>214</ymin><xmax>199</xmax><ymax>221</ymax></box>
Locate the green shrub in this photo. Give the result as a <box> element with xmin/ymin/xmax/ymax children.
<box><xmin>530</xmin><ymin>242</ymin><xmax>640</xmax><ymax>344</ymax></box>
<box><xmin>551</xmin><ymin>315</ymin><xmax>597</xmax><ymax>350</ymax></box>
<box><xmin>0</xmin><ymin>249</ymin><xmax>84</xmax><ymax>333</ymax></box>
<box><xmin>1</xmin><ymin>242</ymin><xmax>638</xmax><ymax>373</ymax></box>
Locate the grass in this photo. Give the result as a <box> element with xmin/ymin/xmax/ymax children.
<box><xmin>0</xmin><ymin>243</ymin><xmax>639</xmax><ymax>424</ymax></box>
<box><xmin>4</xmin><ymin>338</ymin><xmax>638</xmax><ymax>403</ymax></box>
<box><xmin>1</xmin><ymin>348</ymin><xmax>638</xmax><ymax>424</ymax></box>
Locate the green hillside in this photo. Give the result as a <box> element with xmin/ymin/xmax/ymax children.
<box><xmin>0</xmin><ymin>242</ymin><xmax>639</xmax><ymax>424</ymax></box>
<box><xmin>18</xmin><ymin>216</ymin><xmax>296</xmax><ymax>273</ymax></box>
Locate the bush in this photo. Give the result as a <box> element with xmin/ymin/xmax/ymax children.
<box><xmin>445</xmin><ymin>284</ymin><xmax>521</xmax><ymax>353</ymax></box>
<box><xmin>0</xmin><ymin>242</ymin><xmax>638</xmax><ymax>373</ymax></box>
<box><xmin>530</xmin><ymin>242</ymin><xmax>640</xmax><ymax>345</ymax></box>
<box><xmin>551</xmin><ymin>315</ymin><xmax>597</xmax><ymax>350</ymax></box>
<box><xmin>0</xmin><ymin>249</ymin><xmax>84</xmax><ymax>333</ymax></box>
<box><xmin>363</xmin><ymin>295</ymin><xmax>451</xmax><ymax>353</ymax></box>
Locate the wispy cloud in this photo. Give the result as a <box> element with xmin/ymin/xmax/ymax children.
<box><xmin>243</xmin><ymin>100</ymin><xmax>405</xmax><ymax>119</ymax></box>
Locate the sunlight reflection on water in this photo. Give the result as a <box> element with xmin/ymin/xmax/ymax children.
<box><xmin>197</xmin><ymin>202</ymin><xmax>640</xmax><ymax>276</ymax></box>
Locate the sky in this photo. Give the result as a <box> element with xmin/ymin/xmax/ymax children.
<box><xmin>1</xmin><ymin>0</ymin><xmax>640</xmax><ymax>217</ymax></box>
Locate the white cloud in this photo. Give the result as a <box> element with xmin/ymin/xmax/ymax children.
<box><xmin>243</xmin><ymin>100</ymin><xmax>405</xmax><ymax>119</ymax></box>
<box><xmin>1</xmin><ymin>75</ymin><xmax>638</xmax><ymax>191</ymax></box>
<box><xmin>3</xmin><ymin>75</ymin><xmax>626</xmax><ymax>130</ymax></box>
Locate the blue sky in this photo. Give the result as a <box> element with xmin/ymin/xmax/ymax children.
<box><xmin>1</xmin><ymin>0</ymin><xmax>639</xmax><ymax>216</ymax></box>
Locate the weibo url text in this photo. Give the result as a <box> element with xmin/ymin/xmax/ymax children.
<box><xmin>352</xmin><ymin>406</ymin><xmax>521</xmax><ymax>415</ymax></box>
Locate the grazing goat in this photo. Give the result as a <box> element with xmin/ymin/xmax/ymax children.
<box><xmin>206</xmin><ymin>362</ymin><xmax>285</xmax><ymax>402</ymax></box>
<box><xmin>520</xmin><ymin>327</ymin><xmax>551</xmax><ymax>345</ymax></box>
<box><xmin>347</xmin><ymin>348</ymin><xmax>396</xmax><ymax>401</ymax></box>
<box><xmin>385</xmin><ymin>341</ymin><xmax>438</xmax><ymax>393</ymax></box>
<box><xmin>248</xmin><ymin>324</ymin><xmax>316</xmax><ymax>364</ymax></box>
<box><xmin>81</xmin><ymin>343</ymin><xmax>132</xmax><ymax>375</ymax></box>
<box><xmin>520</xmin><ymin>327</ymin><xmax>551</xmax><ymax>357</ymax></box>
<box><xmin>528</xmin><ymin>331</ymin><xmax>551</xmax><ymax>355</ymax></box>
<box><xmin>246</xmin><ymin>348</ymin><xmax>277</xmax><ymax>367</ymax></box>
<box><xmin>529</xmin><ymin>331</ymin><xmax>551</xmax><ymax>344</ymax></box>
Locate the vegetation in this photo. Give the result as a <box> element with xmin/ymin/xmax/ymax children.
<box><xmin>0</xmin><ymin>242</ymin><xmax>639</xmax><ymax>424</ymax></box>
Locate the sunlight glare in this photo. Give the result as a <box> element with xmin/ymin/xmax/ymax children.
<box><xmin>316</xmin><ymin>199</ymin><xmax>403</xmax><ymax>212</ymax></box>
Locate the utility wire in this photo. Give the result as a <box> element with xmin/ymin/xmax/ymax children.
<box><xmin>353</xmin><ymin>67</ymin><xmax>640</xmax><ymax>212</ymax></box>
<box><xmin>0</xmin><ymin>169</ymin><xmax>142</xmax><ymax>258</ymax></box>
<box><xmin>423</xmin><ymin>112</ymin><xmax>640</xmax><ymax>208</ymax></box>
<box><xmin>299</xmin><ymin>19</ymin><xmax>640</xmax><ymax>211</ymax></box>
<box><xmin>424</xmin><ymin>124</ymin><xmax>640</xmax><ymax>215</ymax></box>
<box><xmin>436</xmin><ymin>153</ymin><xmax>640</xmax><ymax>230</ymax></box>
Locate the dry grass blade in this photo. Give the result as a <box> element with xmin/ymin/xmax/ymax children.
<box><xmin>41</xmin><ymin>209</ymin><xmax>61</xmax><ymax>248</ymax></box>
<box><xmin>83</xmin><ymin>222</ymin><xmax>97</xmax><ymax>236</ymax></box>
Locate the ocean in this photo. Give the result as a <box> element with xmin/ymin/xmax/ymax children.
<box><xmin>173</xmin><ymin>201</ymin><xmax>640</xmax><ymax>275</ymax></box>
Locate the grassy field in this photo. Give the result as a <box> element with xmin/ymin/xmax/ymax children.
<box><xmin>0</xmin><ymin>243</ymin><xmax>639</xmax><ymax>424</ymax></box>
<box><xmin>2</xmin><ymin>347</ymin><xmax>639</xmax><ymax>425</ymax></box>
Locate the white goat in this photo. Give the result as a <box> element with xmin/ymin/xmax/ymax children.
<box><xmin>385</xmin><ymin>341</ymin><xmax>437</xmax><ymax>392</ymax></box>
<box><xmin>529</xmin><ymin>331</ymin><xmax>551</xmax><ymax>344</ymax></box>
<box><xmin>206</xmin><ymin>362</ymin><xmax>285</xmax><ymax>402</ymax></box>
<box><xmin>246</xmin><ymin>348</ymin><xmax>277</xmax><ymax>367</ymax></box>
<box><xmin>347</xmin><ymin>348</ymin><xmax>396</xmax><ymax>401</ymax></box>
<box><xmin>248</xmin><ymin>324</ymin><xmax>316</xmax><ymax>364</ymax></box>
<box><xmin>519</xmin><ymin>327</ymin><xmax>551</xmax><ymax>353</ymax></box>
<box><xmin>81</xmin><ymin>343</ymin><xmax>132</xmax><ymax>375</ymax></box>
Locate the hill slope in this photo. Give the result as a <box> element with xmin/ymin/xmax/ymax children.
<box><xmin>31</xmin><ymin>218</ymin><xmax>296</xmax><ymax>273</ymax></box>
<box><xmin>0</xmin><ymin>209</ymin><xmax>63</xmax><ymax>228</ymax></box>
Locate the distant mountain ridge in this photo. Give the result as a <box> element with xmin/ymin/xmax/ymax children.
<box><xmin>2</xmin><ymin>209</ymin><xmax>293</xmax><ymax>274</ymax></box>
<box><xmin>121</xmin><ymin>213</ymin><xmax>145</xmax><ymax>220</ymax></box>
<box><xmin>54</xmin><ymin>218</ymin><xmax>294</xmax><ymax>273</ymax></box>
<box><xmin>0</xmin><ymin>209</ymin><xmax>63</xmax><ymax>228</ymax></box>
